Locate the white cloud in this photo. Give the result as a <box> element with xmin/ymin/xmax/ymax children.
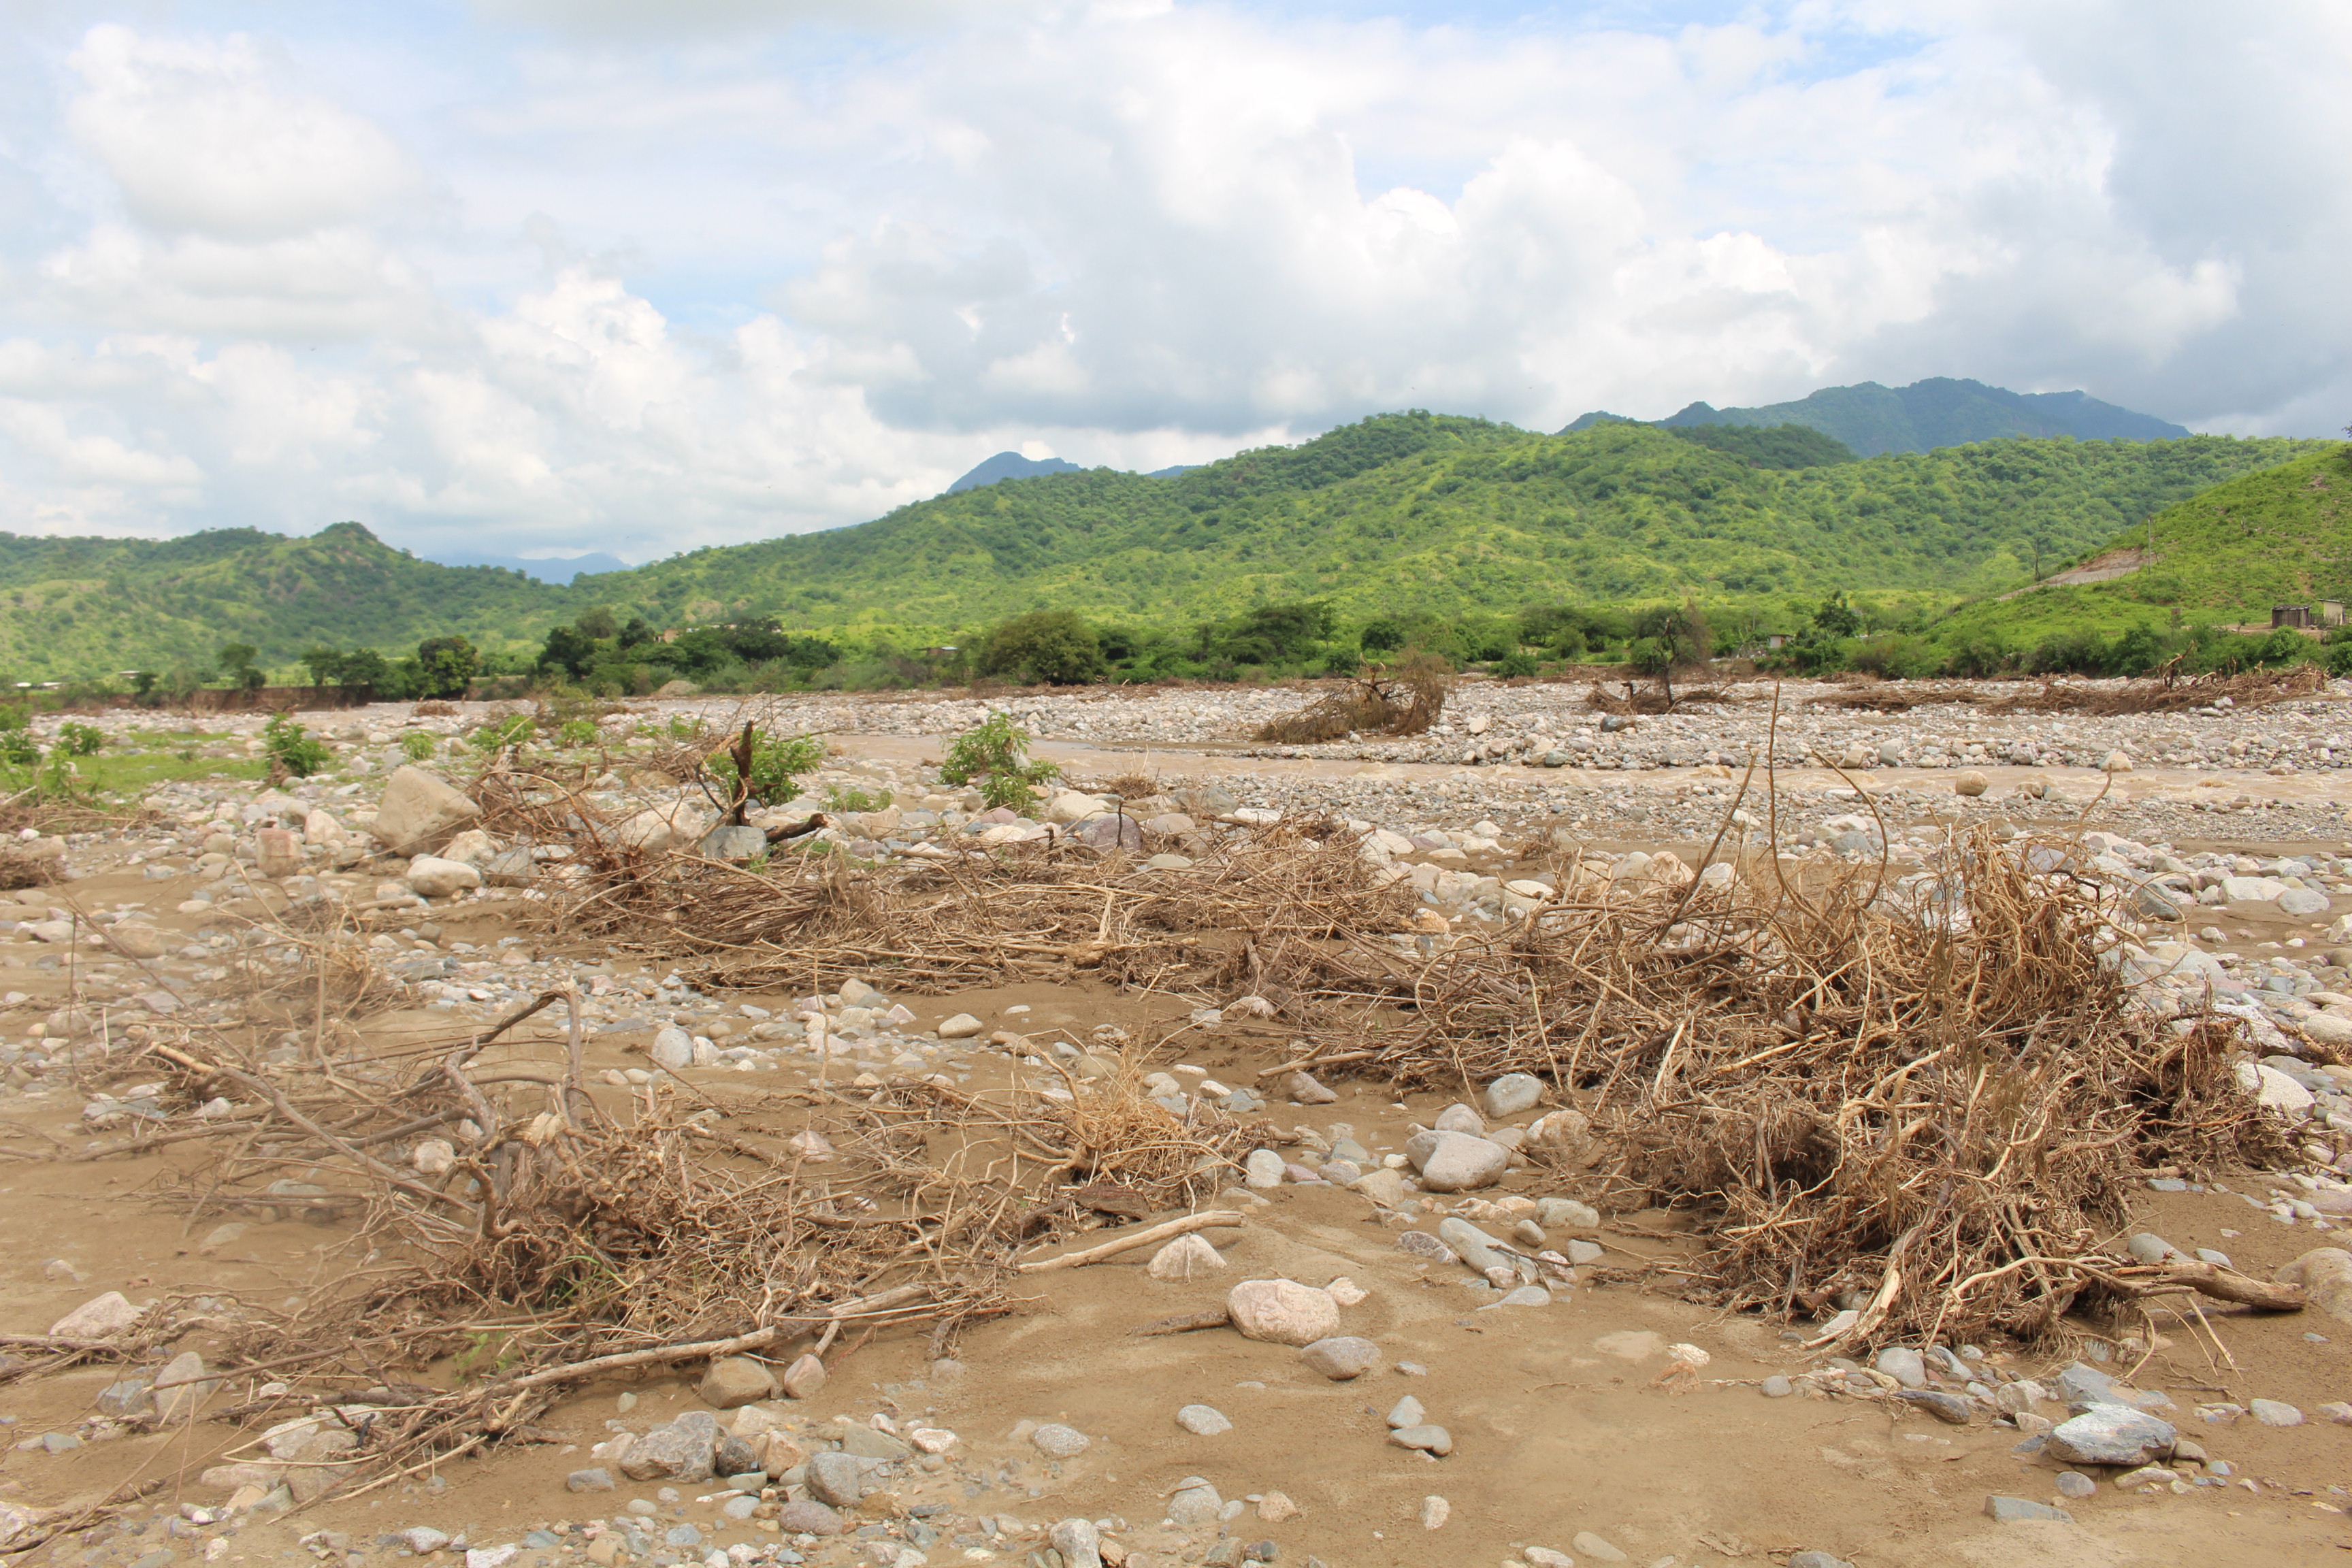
<box><xmin>0</xmin><ymin>2</ymin><xmax>2345</xmax><ymax>565</ymax></box>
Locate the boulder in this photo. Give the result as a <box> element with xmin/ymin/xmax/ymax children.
<box><xmin>483</xmin><ymin>849</ymin><xmax>538</xmax><ymax>887</ymax></box>
<box><xmin>2275</xmin><ymin>1247</ymin><xmax>2352</xmax><ymax>1325</ymax></box>
<box><xmin>1953</xmin><ymin>770</ymin><xmax>1988</xmax><ymax>798</ymax></box>
<box><xmin>153</xmin><ymin>1350</ymin><xmax>216</xmax><ymax>1423</ymax></box>
<box><xmin>778</xmin><ymin>1352</ymin><xmax>827</xmax><ymax>1399</ymax></box>
<box><xmin>1227</xmin><ymin>1279</ymin><xmax>1341</xmax><ymax>1346</ymax></box>
<box><xmin>253</xmin><ymin>828</ymin><xmax>301</xmax><ymax>878</ymax></box>
<box><xmin>372</xmin><ymin>767</ymin><xmax>482</xmax><ymax>855</ymax></box>
<box><xmin>2048</xmin><ymin>1406</ymin><xmax>2176</xmax><ymax>1467</ymax></box>
<box><xmin>697</xmin><ymin>1356</ymin><xmax>777</xmax><ymax>1409</ymax></box>
<box><xmin>1147</xmin><ymin>1233</ymin><xmax>1226</xmax><ymax>1280</ymax></box>
<box><xmin>772</xmin><ymin>1502</ymin><xmax>845</xmax><ymax>1536</ymax></box>
<box><xmin>1484</xmin><ymin>1073</ymin><xmax>1544</xmax><ymax>1117</ymax></box>
<box><xmin>699</xmin><ymin>826</ymin><xmax>768</xmax><ymax>862</ymax></box>
<box><xmin>49</xmin><ymin>1292</ymin><xmax>140</xmax><ymax>1340</ymax></box>
<box><xmin>1414</xmin><ymin>1130</ymin><xmax>1509</xmax><ymax>1192</ymax></box>
<box><xmin>405</xmin><ymin>855</ymin><xmax>482</xmax><ymax>899</ymax></box>
<box><xmin>1041</xmin><ymin>791</ymin><xmax>1110</xmax><ymax>826</ymax></box>
<box><xmin>1299</xmin><ymin>1336</ymin><xmax>1381</xmax><ymax>1380</ymax></box>
<box><xmin>440</xmin><ymin>828</ymin><xmax>500</xmax><ymax>866</ymax></box>
<box><xmin>105</xmin><ymin>922</ymin><xmax>168</xmax><ymax>960</ymax></box>
<box><xmin>1073</xmin><ymin>813</ymin><xmax>1144</xmax><ymax>853</ymax></box>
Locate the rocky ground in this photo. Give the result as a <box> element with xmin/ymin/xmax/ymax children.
<box><xmin>1</xmin><ymin>681</ymin><xmax>2350</xmax><ymax>1568</ymax></box>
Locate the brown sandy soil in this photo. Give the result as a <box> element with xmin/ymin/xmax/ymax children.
<box><xmin>1</xmin><ymin>740</ymin><xmax>2349</xmax><ymax>1568</ymax></box>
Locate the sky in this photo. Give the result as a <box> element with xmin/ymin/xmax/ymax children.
<box><xmin>0</xmin><ymin>1</ymin><xmax>2346</xmax><ymax>566</ymax></box>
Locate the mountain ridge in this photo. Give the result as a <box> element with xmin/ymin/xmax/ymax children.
<box><xmin>0</xmin><ymin>415</ymin><xmax>2329</xmax><ymax>681</ymax></box>
<box><xmin>1567</xmin><ymin>376</ymin><xmax>2190</xmax><ymax>456</ymax></box>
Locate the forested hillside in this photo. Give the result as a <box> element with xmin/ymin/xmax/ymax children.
<box><xmin>0</xmin><ymin>412</ymin><xmax>2329</xmax><ymax>680</ymax></box>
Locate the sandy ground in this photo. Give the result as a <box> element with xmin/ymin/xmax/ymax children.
<box><xmin>1</xmin><ymin>717</ymin><xmax>2349</xmax><ymax>1568</ymax></box>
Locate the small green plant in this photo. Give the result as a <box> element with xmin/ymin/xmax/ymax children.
<box><xmin>0</xmin><ymin>730</ymin><xmax>38</xmax><ymax>771</ymax></box>
<box><xmin>823</xmin><ymin>783</ymin><xmax>895</xmax><ymax>814</ymax></box>
<box><xmin>708</xmin><ymin>730</ymin><xmax>826</xmax><ymax>807</ymax></box>
<box><xmin>262</xmin><ymin>713</ymin><xmax>331</xmax><ymax>778</ymax></box>
<box><xmin>1492</xmin><ymin>651</ymin><xmax>1539</xmax><ymax>679</ymax></box>
<box><xmin>940</xmin><ymin>712</ymin><xmax>1060</xmax><ymax>812</ymax></box>
<box><xmin>469</xmin><ymin>715</ymin><xmax>536</xmax><ymax>753</ymax></box>
<box><xmin>665</xmin><ymin>713</ymin><xmax>704</xmax><ymax>741</ymax></box>
<box><xmin>557</xmin><ymin>718</ymin><xmax>600</xmax><ymax>748</ymax></box>
<box><xmin>399</xmin><ymin>731</ymin><xmax>437</xmax><ymax>762</ymax></box>
<box><xmin>0</xmin><ymin>706</ymin><xmax>27</xmax><ymax>734</ymax></box>
<box><xmin>55</xmin><ymin>721</ymin><xmax>105</xmax><ymax>756</ymax></box>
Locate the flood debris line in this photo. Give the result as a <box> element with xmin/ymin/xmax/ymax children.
<box><xmin>1256</xmin><ymin>823</ymin><xmax>2298</xmax><ymax>1345</ymax></box>
<box><xmin>24</xmin><ymin>944</ymin><xmax>1260</xmax><ymax>1510</ymax></box>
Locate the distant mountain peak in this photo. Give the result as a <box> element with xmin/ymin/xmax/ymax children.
<box><xmin>945</xmin><ymin>452</ymin><xmax>1083</xmax><ymax>494</ymax></box>
<box><xmin>1564</xmin><ymin>377</ymin><xmax>2190</xmax><ymax>456</ymax></box>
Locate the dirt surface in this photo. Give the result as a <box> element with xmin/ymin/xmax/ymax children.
<box><xmin>1</xmin><ymin>699</ymin><xmax>2349</xmax><ymax>1568</ymax></box>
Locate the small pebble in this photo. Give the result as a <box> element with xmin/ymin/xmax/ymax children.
<box><xmin>1177</xmin><ymin>1405</ymin><xmax>1233</xmax><ymax>1437</ymax></box>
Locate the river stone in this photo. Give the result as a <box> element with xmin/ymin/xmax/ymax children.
<box><xmin>1228</xmin><ymin>1279</ymin><xmax>1341</xmax><ymax>1345</ymax></box>
<box><xmin>1535</xmin><ymin>1197</ymin><xmax>1601</xmax><ymax>1230</ymax></box>
<box><xmin>649</xmin><ymin>1026</ymin><xmax>694</xmax><ymax>1071</ymax></box>
<box><xmin>1032</xmin><ymin>1422</ymin><xmax>1090</xmax><ymax>1458</ymax></box>
<box><xmin>1049</xmin><ymin>1519</ymin><xmax>1103</xmax><ymax>1568</ymax></box>
<box><xmin>697</xmin><ymin>1356</ymin><xmax>776</xmax><ymax>1409</ymax></box>
<box><xmin>2251</xmin><ymin>1399</ymin><xmax>2304</xmax><ymax>1426</ymax></box>
<box><xmin>1483</xmin><ymin>1073</ymin><xmax>1544</xmax><ymax>1117</ymax></box>
<box><xmin>1414</xmin><ymin>1131</ymin><xmax>1509</xmax><ymax>1192</ymax></box>
<box><xmin>1148</xmin><ymin>1232</ymin><xmax>1226</xmax><ymax>1280</ymax></box>
<box><xmin>1387</xmin><ymin>1395</ymin><xmax>1425</xmax><ymax>1428</ymax></box>
<box><xmin>773</xmin><ymin>1502</ymin><xmax>845</xmax><ymax>1536</ymax></box>
<box><xmin>619</xmin><ymin>1421</ymin><xmax>715</xmax><ymax>1482</ymax></box>
<box><xmin>1874</xmin><ymin>1347</ymin><xmax>1927</xmax><ymax>1388</ymax></box>
<box><xmin>1299</xmin><ymin>1336</ymin><xmax>1380</xmax><ymax>1380</ymax></box>
<box><xmin>1571</xmin><ymin>1534</ymin><xmax>1629</xmax><ymax>1564</ymax></box>
<box><xmin>1954</xmin><ymin>770</ymin><xmax>1988</xmax><ymax>798</ymax></box>
<box><xmin>153</xmin><ymin>1350</ymin><xmax>216</xmax><ymax>1423</ymax></box>
<box><xmin>1168</xmin><ymin>1480</ymin><xmax>1223</xmax><ymax>1530</ymax></box>
<box><xmin>1437</xmin><ymin>1216</ymin><xmax>1513</xmax><ymax>1275</ymax></box>
<box><xmin>48</xmin><ymin>1292</ymin><xmax>140</xmax><ymax>1340</ymax></box>
<box><xmin>2049</xmin><ymin>1406</ymin><xmax>2176</xmax><ymax>1467</ymax></box>
<box><xmin>1984</xmin><ymin>1497</ymin><xmax>2072</xmax><ymax>1522</ymax></box>
<box><xmin>1433</xmin><ymin>1103</ymin><xmax>1486</xmax><ymax>1134</ymax></box>
<box><xmin>373</xmin><ymin>766</ymin><xmax>482</xmax><ymax>854</ymax></box>
<box><xmin>2281</xmin><ymin>888</ymin><xmax>2333</xmax><ymax>917</ymax></box>
<box><xmin>804</xmin><ymin>1451</ymin><xmax>866</xmax><ymax>1507</ymax></box>
<box><xmin>778</xmin><ymin>1353</ymin><xmax>827</xmax><ymax>1400</ymax></box>
<box><xmin>1243</xmin><ymin>1149</ymin><xmax>1286</xmax><ymax>1188</ymax></box>
<box><xmin>1387</xmin><ymin>1424</ymin><xmax>1452</xmax><ymax>1456</ymax></box>
<box><xmin>1176</xmin><ymin>1405</ymin><xmax>1232</xmax><ymax>1436</ymax></box>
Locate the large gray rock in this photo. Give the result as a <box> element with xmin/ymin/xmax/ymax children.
<box><xmin>2048</xmin><ymin>1406</ymin><xmax>2176</xmax><ymax>1467</ymax></box>
<box><xmin>1166</xmin><ymin>1479</ymin><xmax>1223</xmax><ymax>1530</ymax></box>
<box><xmin>1437</xmin><ymin>1217</ymin><xmax>1514</xmax><ymax>1275</ymax></box>
<box><xmin>1073</xmin><ymin>814</ymin><xmax>1143</xmax><ymax>853</ymax></box>
<box><xmin>700</xmin><ymin>826</ymin><xmax>769</xmax><ymax>862</ymax></box>
<box><xmin>1414</xmin><ymin>1131</ymin><xmax>1509</xmax><ymax>1192</ymax></box>
<box><xmin>1299</xmin><ymin>1336</ymin><xmax>1380</xmax><ymax>1380</ymax></box>
<box><xmin>153</xmin><ymin>1350</ymin><xmax>216</xmax><ymax>1424</ymax></box>
<box><xmin>405</xmin><ymin>855</ymin><xmax>482</xmax><ymax>899</ymax></box>
<box><xmin>619</xmin><ymin>1413</ymin><xmax>719</xmax><ymax>1482</ymax></box>
<box><xmin>372</xmin><ymin>767</ymin><xmax>481</xmax><ymax>855</ymax></box>
<box><xmin>1049</xmin><ymin>1520</ymin><xmax>1102</xmax><ymax>1568</ymax></box>
<box><xmin>772</xmin><ymin>1502</ymin><xmax>845</xmax><ymax>1536</ymax></box>
<box><xmin>804</xmin><ymin>1451</ymin><xmax>866</xmax><ymax>1508</ymax></box>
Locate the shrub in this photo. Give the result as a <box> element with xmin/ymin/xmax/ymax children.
<box><xmin>469</xmin><ymin>715</ymin><xmax>535</xmax><ymax>753</ymax></box>
<box><xmin>824</xmin><ymin>783</ymin><xmax>895</xmax><ymax>814</ymax></box>
<box><xmin>1359</xmin><ymin>618</ymin><xmax>1406</xmax><ymax>654</ymax></box>
<box><xmin>399</xmin><ymin>731</ymin><xmax>437</xmax><ymax>762</ymax></box>
<box><xmin>557</xmin><ymin>719</ymin><xmax>600</xmax><ymax>748</ymax></box>
<box><xmin>55</xmin><ymin>722</ymin><xmax>104</xmax><ymax>756</ymax></box>
<box><xmin>263</xmin><ymin>713</ymin><xmax>331</xmax><ymax>778</ymax></box>
<box><xmin>0</xmin><ymin>730</ymin><xmax>37</xmax><ymax>770</ymax></box>
<box><xmin>979</xmin><ymin>610</ymin><xmax>1105</xmax><ymax>685</ymax></box>
<box><xmin>940</xmin><ymin>712</ymin><xmax>1061</xmax><ymax>812</ymax></box>
<box><xmin>706</xmin><ymin>731</ymin><xmax>826</xmax><ymax>808</ymax></box>
<box><xmin>416</xmin><ymin>636</ymin><xmax>480</xmax><ymax>700</ymax></box>
<box><xmin>1492</xmin><ymin>651</ymin><xmax>1539</xmax><ymax>679</ymax></box>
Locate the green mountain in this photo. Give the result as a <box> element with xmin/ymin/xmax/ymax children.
<box><xmin>1568</xmin><ymin>376</ymin><xmax>2191</xmax><ymax>456</ymax></box>
<box><xmin>0</xmin><ymin>414</ymin><xmax>2329</xmax><ymax>681</ymax></box>
<box><xmin>1927</xmin><ymin>444</ymin><xmax>2352</xmax><ymax>653</ymax></box>
<box><xmin>0</xmin><ymin>523</ymin><xmax>564</xmax><ymax>680</ymax></box>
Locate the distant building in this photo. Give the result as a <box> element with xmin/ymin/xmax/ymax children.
<box><xmin>921</xmin><ymin>646</ymin><xmax>959</xmax><ymax>658</ymax></box>
<box><xmin>2325</xmin><ymin>601</ymin><xmax>2348</xmax><ymax>627</ymax></box>
<box><xmin>2276</xmin><ymin>604</ymin><xmax>2323</xmax><ymax>629</ymax></box>
<box><xmin>1765</xmin><ymin>633</ymin><xmax>1793</xmax><ymax>651</ymax></box>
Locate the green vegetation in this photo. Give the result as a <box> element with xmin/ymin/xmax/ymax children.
<box><xmin>0</xmin><ymin>410</ymin><xmax>2333</xmax><ymax>687</ymax></box>
<box><xmin>399</xmin><ymin>732</ymin><xmax>438</xmax><ymax>763</ymax></box>
<box><xmin>706</xmin><ymin>730</ymin><xmax>827</xmax><ymax>809</ymax></box>
<box><xmin>940</xmin><ymin>713</ymin><xmax>1060</xmax><ymax>812</ymax></box>
<box><xmin>262</xmin><ymin>713</ymin><xmax>332</xmax><ymax>778</ymax></box>
<box><xmin>1663</xmin><ymin>423</ymin><xmax>1857</xmax><ymax>469</ymax></box>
